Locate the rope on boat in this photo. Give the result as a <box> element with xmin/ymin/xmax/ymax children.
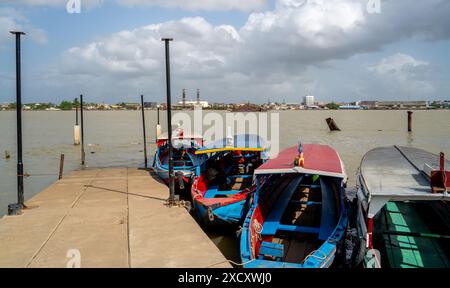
<box><xmin>302</xmin><ymin>249</ymin><xmax>327</xmax><ymax>263</ymax></box>
<box><xmin>205</xmin><ymin>259</ymin><xmax>256</xmax><ymax>268</ymax></box>
<box><xmin>165</xmin><ymin>199</ymin><xmax>192</xmax><ymax>211</ymax></box>
<box><xmin>253</xmin><ymin>220</ymin><xmax>263</xmax><ymax>241</ymax></box>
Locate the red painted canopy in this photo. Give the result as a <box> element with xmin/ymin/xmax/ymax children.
<box><xmin>255</xmin><ymin>144</ymin><xmax>347</xmax><ymax>179</ymax></box>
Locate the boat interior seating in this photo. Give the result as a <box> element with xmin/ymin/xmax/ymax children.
<box><xmin>259</xmin><ymin>174</ymin><xmax>339</xmax><ymax>263</ymax></box>
<box><xmin>204</xmin><ymin>152</ymin><xmax>262</xmax><ymax>197</ymax></box>
<box><xmin>160</xmin><ymin>148</ymin><xmax>194</xmax><ymax>168</ymax></box>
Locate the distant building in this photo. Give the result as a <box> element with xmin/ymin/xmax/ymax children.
<box><xmin>144</xmin><ymin>102</ymin><xmax>158</xmax><ymax>109</ymax></box>
<box><xmin>123</xmin><ymin>103</ymin><xmax>140</xmax><ymax>110</ymax></box>
<box><xmin>0</xmin><ymin>103</ymin><xmax>9</xmax><ymax>110</ymax></box>
<box><xmin>375</xmin><ymin>101</ymin><xmax>428</xmax><ymax>109</ymax></box>
<box><xmin>303</xmin><ymin>95</ymin><xmax>315</xmax><ymax>107</ymax></box>
<box><xmin>177</xmin><ymin>100</ymin><xmax>209</xmax><ymax>108</ymax></box>
<box><xmin>359</xmin><ymin>101</ymin><xmax>377</xmax><ymax>109</ymax></box>
<box><xmin>340</xmin><ymin>105</ymin><xmax>364</xmax><ymax>110</ymax></box>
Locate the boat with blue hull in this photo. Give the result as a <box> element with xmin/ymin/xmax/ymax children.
<box><xmin>191</xmin><ymin>134</ymin><xmax>267</xmax><ymax>226</ymax></box>
<box><xmin>152</xmin><ymin>132</ymin><xmax>205</xmax><ymax>189</ymax></box>
<box><xmin>240</xmin><ymin>144</ymin><xmax>348</xmax><ymax>268</ymax></box>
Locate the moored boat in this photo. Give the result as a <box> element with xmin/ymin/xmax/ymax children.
<box><xmin>350</xmin><ymin>146</ymin><xmax>450</xmax><ymax>268</ymax></box>
<box><xmin>240</xmin><ymin>144</ymin><xmax>349</xmax><ymax>268</ymax></box>
<box><xmin>152</xmin><ymin>132</ymin><xmax>205</xmax><ymax>191</ymax></box>
<box><xmin>191</xmin><ymin>134</ymin><xmax>267</xmax><ymax>226</ymax></box>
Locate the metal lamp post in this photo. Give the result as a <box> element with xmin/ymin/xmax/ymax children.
<box><xmin>8</xmin><ymin>31</ymin><xmax>26</xmax><ymax>215</ymax></box>
<box><xmin>162</xmin><ymin>38</ymin><xmax>175</xmax><ymax>204</ymax></box>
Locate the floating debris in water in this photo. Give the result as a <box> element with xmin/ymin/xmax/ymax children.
<box><xmin>4</xmin><ymin>151</ymin><xmax>11</xmax><ymax>159</ymax></box>
<box><xmin>326</xmin><ymin>117</ymin><xmax>341</xmax><ymax>131</ymax></box>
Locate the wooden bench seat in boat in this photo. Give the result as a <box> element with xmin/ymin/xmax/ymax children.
<box><xmin>261</xmin><ymin>176</ymin><xmax>337</xmax><ymax>240</ymax></box>
<box><xmin>227</xmin><ymin>175</ymin><xmax>253</xmax><ymax>179</ymax></box>
<box><xmin>261</xmin><ymin>176</ymin><xmax>303</xmax><ymax>236</ymax></box>
<box><xmin>259</xmin><ymin>242</ymin><xmax>284</xmax><ymax>261</ymax></box>
<box><xmin>276</xmin><ymin>225</ymin><xmax>320</xmax><ymax>234</ymax></box>
<box><xmin>204</xmin><ymin>185</ymin><xmax>243</xmax><ymax>198</ymax></box>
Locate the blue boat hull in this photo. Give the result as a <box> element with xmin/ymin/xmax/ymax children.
<box><xmin>193</xmin><ymin>198</ymin><xmax>249</xmax><ymax>226</ymax></box>
<box><xmin>240</xmin><ymin>174</ymin><xmax>348</xmax><ymax>268</ymax></box>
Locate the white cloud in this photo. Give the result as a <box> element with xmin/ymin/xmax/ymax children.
<box><xmin>368</xmin><ymin>53</ymin><xmax>434</xmax><ymax>97</ymax></box>
<box><xmin>368</xmin><ymin>53</ymin><xmax>429</xmax><ymax>76</ymax></box>
<box><xmin>61</xmin><ymin>17</ymin><xmax>240</xmax><ymax>77</ymax></box>
<box><xmin>0</xmin><ymin>8</ymin><xmax>47</xmax><ymax>46</ymax></box>
<box><xmin>33</xmin><ymin>0</ymin><xmax>450</xmax><ymax>102</ymax></box>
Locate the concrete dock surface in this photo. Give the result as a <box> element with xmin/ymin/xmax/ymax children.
<box><xmin>0</xmin><ymin>168</ymin><xmax>231</xmax><ymax>268</ymax></box>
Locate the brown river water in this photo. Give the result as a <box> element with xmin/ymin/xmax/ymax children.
<box><xmin>1</xmin><ymin>110</ymin><xmax>449</xmax><ymax>261</ymax></box>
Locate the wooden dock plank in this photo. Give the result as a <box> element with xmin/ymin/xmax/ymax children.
<box><xmin>0</xmin><ymin>168</ymin><xmax>231</xmax><ymax>268</ymax></box>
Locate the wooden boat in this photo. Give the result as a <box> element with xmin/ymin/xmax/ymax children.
<box><xmin>191</xmin><ymin>134</ymin><xmax>267</xmax><ymax>226</ymax></box>
<box><xmin>350</xmin><ymin>146</ymin><xmax>450</xmax><ymax>268</ymax></box>
<box><xmin>240</xmin><ymin>144</ymin><xmax>349</xmax><ymax>268</ymax></box>
<box><xmin>152</xmin><ymin>132</ymin><xmax>205</xmax><ymax>189</ymax></box>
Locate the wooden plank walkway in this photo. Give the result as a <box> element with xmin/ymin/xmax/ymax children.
<box><xmin>0</xmin><ymin>168</ymin><xmax>231</xmax><ymax>268</ymax></box>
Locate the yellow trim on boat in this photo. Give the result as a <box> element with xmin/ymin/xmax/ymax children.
<box><xmin>195</xmin><ymin>147</ymin><xmax>265</xmax><ymax>155</ymax></box>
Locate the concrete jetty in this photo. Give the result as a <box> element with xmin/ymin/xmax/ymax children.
<box><xmin>0</xmin><ymin>168</ymin><xmax>231</xmax><ymax>268</ymax></box>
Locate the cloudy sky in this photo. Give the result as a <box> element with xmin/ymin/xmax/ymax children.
<box><xmin>0</xmin><ymin>0</ymin><xmax>449</xmax><ymax>104</ymax></box>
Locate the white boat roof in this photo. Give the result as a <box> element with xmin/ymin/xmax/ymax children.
<box><xmin>359</xmin><ymin>146</ymin><xmax>450</xmax><ymax>217</ymax></box>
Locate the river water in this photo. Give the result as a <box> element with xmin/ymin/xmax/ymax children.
<box><xmin>1</xmin><ymin>110</ymin><xmax>449</xmax><ymax>260</ymax></box>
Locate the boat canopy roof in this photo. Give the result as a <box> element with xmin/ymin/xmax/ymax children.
<box><xmin>195</xmin><ymin>134</ymin><xmax>266</xmax><ymax>155</ymax></box>
<box><xmin>157</xmin><ymin>132</ymin><xmax>203</xmax><ymax>140</ymax></box>
<box><xmin>360</xmin><ymin>146</ymin><xmax>450</xmax><ymax>218</ymax></box>
<box><xmin>255</xmin><ymin>144</ymin><xmax>346</xmax><ymax>179</ymax></box>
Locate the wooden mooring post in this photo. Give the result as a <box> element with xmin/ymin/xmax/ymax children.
<box><xmin>58</xmin><ymin>154</ymin><xmax>65</xmax><ymax>180</ymax></box>
<box><xmin>407</xmin><ymin>111</ymin><xmax>413</xmax><ymax>132</ymax></box>
<box><xmin>141</xmin><ymin>95</ymin><xmax>148</xmax><ymax>169</ymax></box>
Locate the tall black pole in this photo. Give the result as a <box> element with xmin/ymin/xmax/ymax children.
<box><xmin>141</xmin><ymin>95</ymin><xmax>148</xmax><ymax>169</ymax></box>
<box><xmin>8</xmin><ymin>31</ymin><xmax>26</xmax><ymax>215</ymax></box>
<box><xmin>80</xmin><ymin>94</ymin><xmax>85</xmax><ymax>167</ymax></box>
<box><xmin>162</xmin><ymin>38</ymin><xmax>175</xmax><ymax>203</ymax></box>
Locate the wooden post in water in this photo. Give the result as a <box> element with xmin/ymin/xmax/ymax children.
<box><xmin>58</xmin><ymin>154</ymin><xmax>65</xmax><ymax>180</ymax></box>
<box><xmin>74</xmin><ymin>105</ymin><xmax>80</xmax><ymax>145</ymax></box>
<box><xmin>155</xmin><ymin>106</ymin><xmax>161</xmax><ymax>143</ymax></box>
<box><xmin>80</xmin><ymin>94</ymin><xmax>86</xmax><ymax>168</ymax></box>
<box><xmin>326</xmin><ymin>118</ymin><xmax>341</xmax><ymax>132</ymax></box>
<box><xmin>407</xmin><ymin>111</ymin><xmax>413</xmax><ymax>132</ymax></box>
<box><xmin>141</xmin><ymin>95</ymin><xmax>148</xmax><ymax>169</ymax></box>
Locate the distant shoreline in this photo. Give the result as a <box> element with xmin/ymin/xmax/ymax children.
<box><xmin>1</xmin><ymin>108</ymin><xmax>449</xmax><ymax>112</ymax></box>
